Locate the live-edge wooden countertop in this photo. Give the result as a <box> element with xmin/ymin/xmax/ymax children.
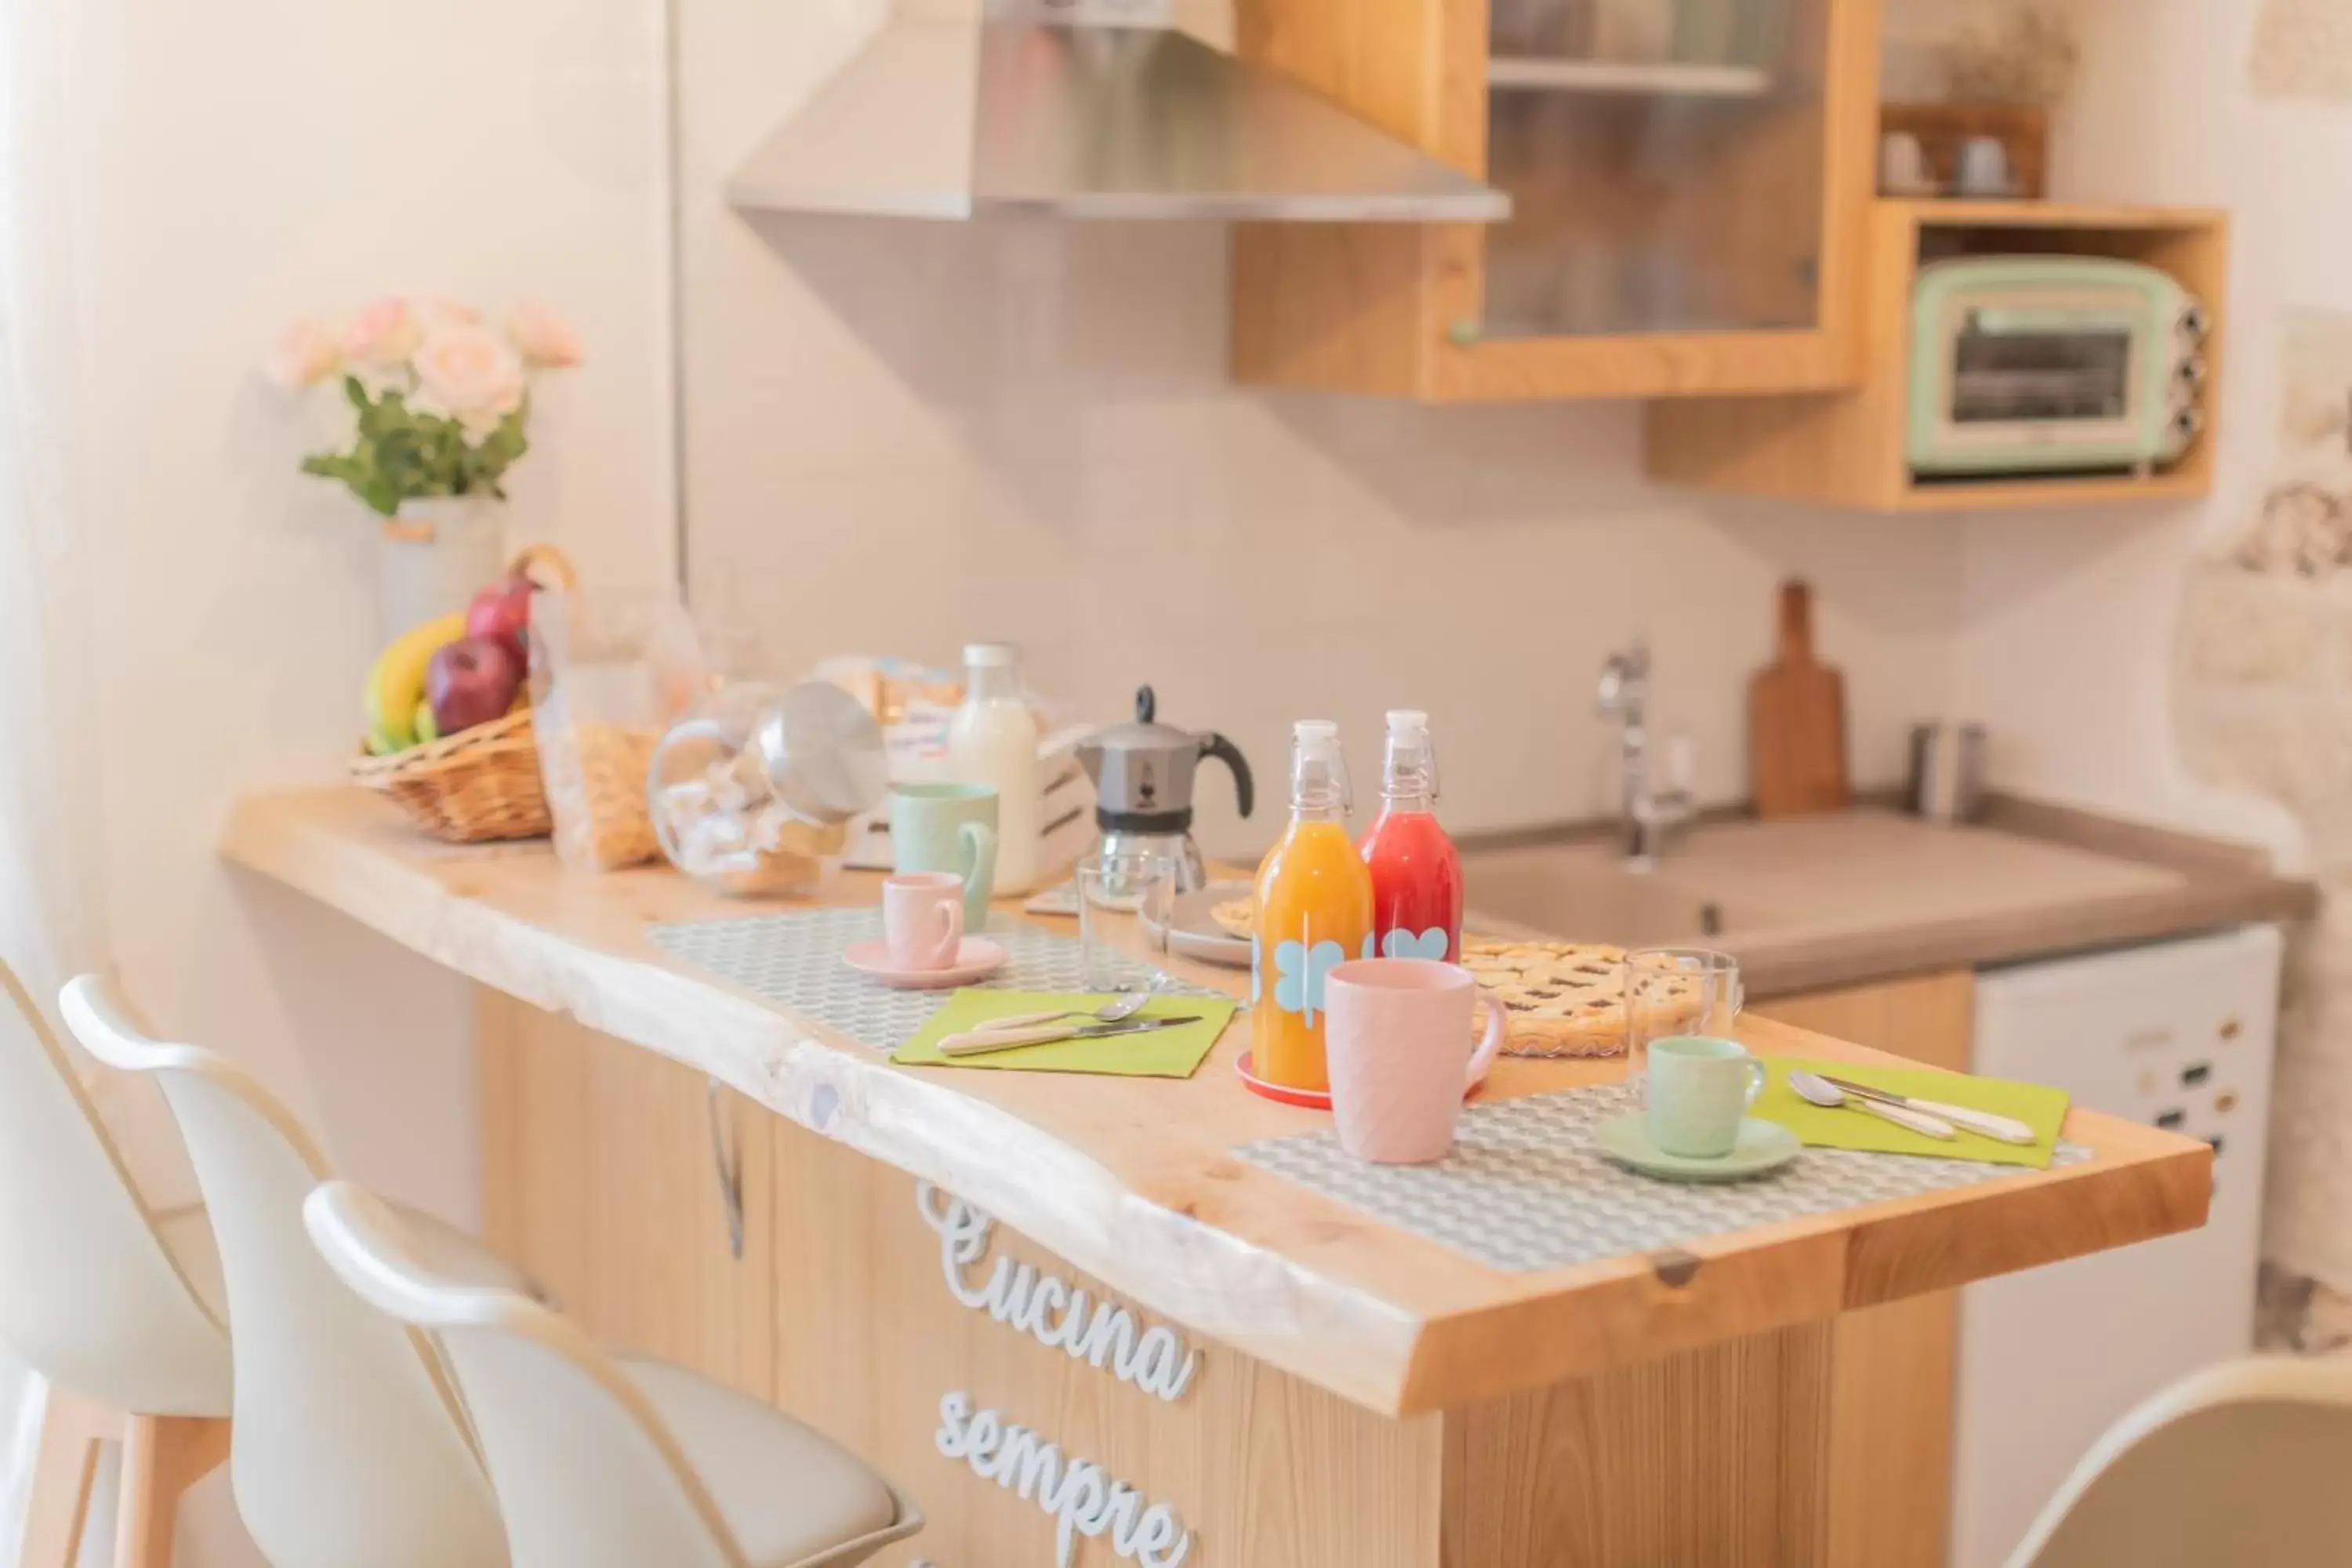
<box><xmin>223</xmin><ymin>786</ymin><xmax>2212</xmax><ymax>1419</ymax></box>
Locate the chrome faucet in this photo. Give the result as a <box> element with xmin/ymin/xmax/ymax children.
<box><xmin>1596</xmin><ymin>638</ymin><xmax>1692</xmax><ymax>869</ymax></box>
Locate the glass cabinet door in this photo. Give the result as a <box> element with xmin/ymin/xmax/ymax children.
<box><xmin>1478</xmin><ymin>0</ymin><xmax>1835</xmax><ymax>341</ymax></box>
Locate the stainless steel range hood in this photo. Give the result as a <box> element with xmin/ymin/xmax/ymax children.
<box><xmin>727</xmin><ymin>0</ymin><xmax>1509</xmax><ymax>223</ymax></box>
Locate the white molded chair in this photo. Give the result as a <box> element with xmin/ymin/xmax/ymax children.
<box><xmin>2007</xmin><ymin>1355</ymin><xmax>2352</xmax><ymax>1566</ymax></box>
<box><xmin>60</xmin><ymin>973</ymin><xmax>521</xmax><ymax>1568</ymax></box>
<box><xmin>305</xmin><ymin>1178</ymin><xmax>925</xmax><ymax>1568</ymax></box>
<box><xmin>0</xmin><ymin>959</ymin><xmax>231</xmax><ymax>1567</ymax></box>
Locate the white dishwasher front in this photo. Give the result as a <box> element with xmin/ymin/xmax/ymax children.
<box><xmin>1951</xmin><ymin>923</ymin><xmax>2281</xmax><ymax>1568</ymax></box>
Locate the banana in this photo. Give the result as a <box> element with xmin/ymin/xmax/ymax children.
<box><xmin>363</xmin><ymin>612</ymin><xmax>466</xmax><ymax>750</ymax></box>
<box><xmin>413</xmin><ymin>699</ymin><xmax>441</xmax><ymax>745</ymax></box>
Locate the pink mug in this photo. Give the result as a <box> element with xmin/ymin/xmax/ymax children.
<box><xmin>1324</xmin><ymin>958</ymin><xmax>1507</xmax><ymax>1164</ymax></box>
<box><xmin>883</xmin><ymin>872</ymin><xmax>964</xmax><ymax>970</ymax></box>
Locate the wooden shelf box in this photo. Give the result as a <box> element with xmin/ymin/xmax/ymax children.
<box><xmin>1645</xmin><ymin>199</ymin><xmax>2230</xmax><ymax>511</ymax></box>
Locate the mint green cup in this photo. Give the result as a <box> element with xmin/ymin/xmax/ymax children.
<box><xmin>888</xmin><ymin>783</ymin><xmax>999</xmax><ymax>929</ymax></box>
<box><xmin>1644</xmin><ymin>1035</ymin><xmax>1766</xmax><ymax>1158</ymax></box>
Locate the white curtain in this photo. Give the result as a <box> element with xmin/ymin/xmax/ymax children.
<box><xmin>0</xmin><ymin>0</ymin><xmax>106</xmax><ymax>1556</ymax></box>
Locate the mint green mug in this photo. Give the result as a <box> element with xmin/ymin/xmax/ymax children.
<box><xmin>1645</xmin><ymin>1035</ymin><xmax>1766</xmax><ymax>1158</ymax></box>
<box><xmin>888</xmin><ymin>783</ymin><xmax>999</xmax><ymax>930</ymax></box>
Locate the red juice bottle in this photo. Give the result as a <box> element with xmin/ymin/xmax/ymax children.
<box><xmin>1359</xmin><ymin>710</ymin><xmax>1462</xmax><ymax>963</ymax></box>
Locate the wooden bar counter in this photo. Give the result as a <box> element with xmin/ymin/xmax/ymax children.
<box><xmin>223</xmin><ymin>787</ymin><xmax>2212</xmax><ymax>1568</ymax></box>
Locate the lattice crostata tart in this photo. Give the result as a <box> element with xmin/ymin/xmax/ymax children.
<box><xmin>1458</xmin><ymin>938</ymin><xmax>1697</xmax><ymax>1058</ymax></box>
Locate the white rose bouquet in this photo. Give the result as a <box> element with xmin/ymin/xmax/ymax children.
<box><xmin>268</xmin><ymin>296</ymin><xmax>583</xmax><ymax>517</ymax></box>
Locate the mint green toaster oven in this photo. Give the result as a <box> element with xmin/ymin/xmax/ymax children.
<box><xmin>1906</xmin><ymin>256</ymin><xmax>2207</xmax><ymax>477</ymax></box>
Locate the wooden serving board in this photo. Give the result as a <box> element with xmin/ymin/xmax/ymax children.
<box><xmin>1751</xmin><ymin>580</ymin><xmax>1851</xmax><ymax>818</ymax></box>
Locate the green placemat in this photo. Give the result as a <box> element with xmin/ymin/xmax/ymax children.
<box><xmin>1750</xmin><ymin>1058</ymin><xmax>2071</xmax><ymax>1169</ymax></box>
<box><xmin>893</xmin><ymin>990</ymin><xmax>1236</xmax><ymax>1079</ymax></box>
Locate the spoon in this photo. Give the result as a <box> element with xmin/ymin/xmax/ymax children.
<box><xmin>978</xmin><ymin>989</ymin><xmax>1153</xmax><ymax>1034</ymax></box>
<box><xmin>1789</xmin><ymin>1070</ymin><xmax>1956</xmax><ymax>1139</ymax></box>
<box><xmin>1814</xmin><ymin>1072</ymin><xmax>2037</xmax><ymax>1145</ymax></box>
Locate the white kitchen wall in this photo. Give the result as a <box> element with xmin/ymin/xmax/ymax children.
<box><xmin>22</xmin><ymin>2</ymin><xmax>675</xmax><ymax>1561</ymax></box>
<box><xmin>71</xmin><ymin>0</ymin><xmax>673</xmax><ymax>1200</ymax></box>
<box><xmin>1945</xmin><ymin>0</ymin><xmax>2310</xmax><ymax>863</ymax></box>
<box><xmin>676</xmin><ymin>1</ymin><xmax>1970</xmax><ymax>858</ymax></box>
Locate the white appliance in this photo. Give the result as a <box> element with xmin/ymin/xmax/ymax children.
<box><xmin>1951</xmin><ymin>924</ymin><xmax>2281</xmax><ymax>1568</ymax></box>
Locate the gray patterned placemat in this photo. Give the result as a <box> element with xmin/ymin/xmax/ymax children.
<box><xmin>647</xmin><ymin>908</ymin><xmax>1221</xmax><ymax>1051</ymax></box>
<box><xmin>1237</xmin><ymin>1083</ymin><xmax>2094</xmax><ymax>1273</ymax></box>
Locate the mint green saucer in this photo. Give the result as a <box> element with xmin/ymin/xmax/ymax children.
<box><xmin>1593</xmin><ymin>1113</ymin><xmax>1802</xmax><ymax>1183</ymax></box>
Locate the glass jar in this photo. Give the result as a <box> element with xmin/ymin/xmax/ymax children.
<box><xmin>648</xmin><ymin>681</ymin><xmax>887</xmax><ymax>898</ymax></box>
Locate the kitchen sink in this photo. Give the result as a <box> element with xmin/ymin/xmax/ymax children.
<box><xmin>1460</xmin><ymin>844</ymin><xmax>1784</xmax><ymax>949</ymax></box>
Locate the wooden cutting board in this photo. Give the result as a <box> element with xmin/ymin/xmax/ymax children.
<box><xmin>1750</xmin><ymin>579</ymin><xmax>1850</xmax><ymax>818</ymax></box>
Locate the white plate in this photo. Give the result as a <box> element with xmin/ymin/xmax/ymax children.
<box><xmin>841</xmin><ymin>936</ymin><xmax>1007</xmax><ymax>989</ymax></box>
<box><xmin>1141</xmin><ymin>882</ymin><xmax>1254</xmax><ymax>970</ymax></box>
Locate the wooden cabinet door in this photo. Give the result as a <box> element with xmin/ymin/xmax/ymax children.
<box><xmin>1758</xmin><ymin>969</ymin><xmax>1973</xmax><ymax>1568</ymax></box>
<box><xmin>478</xmin><ymin>989</ymin><xmax>775</xmax><ymax>1401</ymax></box>
<box><xmin>1234</xmin><ymin>0</ymin><xmax>1880</xmax><ymax>400</ymax></box>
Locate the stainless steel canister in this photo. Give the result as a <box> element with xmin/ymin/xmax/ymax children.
<box><xmin>1907</xmin><ymin>721</ymin><xmax>1987</xmax><ymax>823</ymax></box>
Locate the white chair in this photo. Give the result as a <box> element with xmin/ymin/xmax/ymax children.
<box><xmin>0</xmin><ymin>958</ymin><xmax>230</xmax><ymax>1568</ymax></box>
<box><xmin>305</xmin><ymin>1178</ymin><xmax>925</xmax><ymax>1568</ymax></box>
<box><xmin>2007</xmin><ymin>1354</ymin><xmax>2352</xmax><ymax>1566</ymax></box>
<box><xmin>60</xmin><ymin>972</ymin><xmax>522</xmax><ymax>1568</ymax></box>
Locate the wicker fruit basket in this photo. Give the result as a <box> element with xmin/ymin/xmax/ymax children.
<box><xmin>351</xmin><ymin>708</ymin><xmax>550</xmax><ymax>842</ymax></box>
<box><xmin>349</xmin><ymin>544</ymin><xmax>575</xmax><ymax>844</ymax></box>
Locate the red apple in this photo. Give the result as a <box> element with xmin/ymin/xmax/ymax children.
<box><xmin>464</xmin><ymin>574</ymin><xmax>535</xmax><ymax>669</ymax></box>
<box><xmin>426</xmin><ymin>636</ymin><xmax>522</xmax><ymax>735</ymax></box>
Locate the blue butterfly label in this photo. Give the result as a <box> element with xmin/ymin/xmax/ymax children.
<box><xmin>1270</xmin><ymin>938</ymin><xmax>1347</xmax><ymax>1025</ymax></box>
<box><xmin>1379</xmin><ymin>926</ymin><xmax>1451</xmax><ymax>961</ymax></box>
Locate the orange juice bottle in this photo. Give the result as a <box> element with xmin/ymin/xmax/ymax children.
<box><xmin>1252</xmin><ymin>720</ymin><xmax>1373</xmax><ymax>1092</ymax></box>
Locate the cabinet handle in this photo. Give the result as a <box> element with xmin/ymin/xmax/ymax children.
<box><xmin>706</xmin><ymin>1077</ymin><xmax>745</xmax><ymax>1261</ymax></box>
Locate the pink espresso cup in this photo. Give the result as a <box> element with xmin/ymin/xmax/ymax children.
<box><xmin>1324</xmin><ymin>959</ymin><xmax>1508</xmax><ymax>1164</ymax></box>
<box><xmin>882</xmin><ymin>872</ymin><xmax>964</xmax><ymax>970</ymax></box>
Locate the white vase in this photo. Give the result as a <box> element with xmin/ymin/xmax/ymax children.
<box><xmin>376</xmin><ymin>496</ymin><xmax>507</xmax><ymax>646</ymax></box>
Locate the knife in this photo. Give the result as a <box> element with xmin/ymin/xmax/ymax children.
<box><xmin>1817</xmin><ymin>1073</ymin><xmax>2038</xmax><ymax>1145</ymax></box>
<box><xmin>938</xmin><ymin>1014</ymin><xmax>1205</xmax><ymax>1058</ymax></box>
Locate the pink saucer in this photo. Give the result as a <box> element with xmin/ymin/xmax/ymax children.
<box><xmin>1236</xmin><ymin>1049</ymin><xmax>1490</xmax><ymax>1111</ymax></box>
<box><xmin>842</xmin><ymin>937</ymin><xmax>1007</xmax><ymax>989</ymax></box>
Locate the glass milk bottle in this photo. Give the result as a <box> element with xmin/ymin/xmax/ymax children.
<box><xmin>1251</xmin><ymin>720</ymin><xmax>1374</xmax><ymax>1093</ymax></box>
<box><xmin>946</xmin><ymin>642</ymin><xmax>1040</xmax><ymax>894</ymax></box>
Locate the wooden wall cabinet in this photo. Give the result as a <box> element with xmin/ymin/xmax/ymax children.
<box><xmin>1231</xmin><ymin>0</ymin><xmax>1882</xmax><ymax>401</ymax></box>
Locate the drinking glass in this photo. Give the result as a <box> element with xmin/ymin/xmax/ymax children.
<box><xmin>1624</xmin><ymin>946</ymin><xmax>1742</xmax><ymax>1096</ymax></box>
<box><xmin>1075</xmin><ymin>851</ymin><xmax>1175</xmax><ymax>993</ymax></box>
